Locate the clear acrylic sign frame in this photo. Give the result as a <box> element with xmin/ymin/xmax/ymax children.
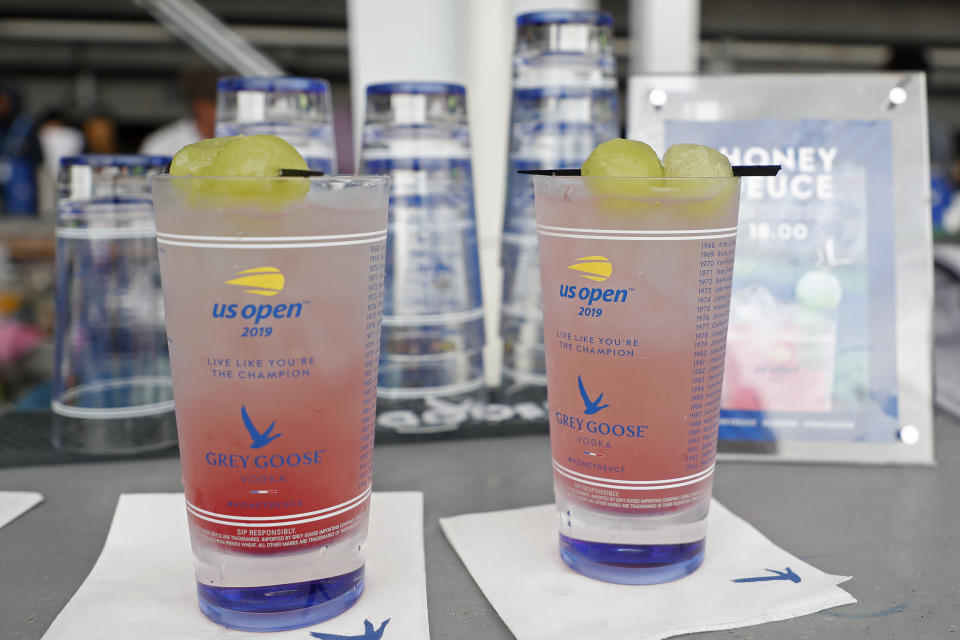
<box><xmin>627</xmin><ymin>73</ymin><xmax>934</xmax><ymax>465</ymax></box>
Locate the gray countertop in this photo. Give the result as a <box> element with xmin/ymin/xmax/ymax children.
<box><xmin>2</xmin><ymin>414</ymin><xmax>958</xmax><ymax>639</ymax></box>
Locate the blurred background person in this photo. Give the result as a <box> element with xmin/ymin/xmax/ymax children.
<box><xmin>139</xmin><ymin>67</ymin><xmax>218</xmax><ymax>156</ymax></box>
<box><xmin>0</xmin><ymin>83</ymin><xmax>42</xmax><ymax>216</ymax></box>
<box><xmin>81</xmin><ymin>108</ymin><xmax>119</xmax><ymax>154</ymax></box>
<box><xmin>35</xmin><ymin>108</ymin><xmax>84</xmax><ymax>217</ymax></box>
<box><xmin>37</xmin><ymin>108</ymin><xmax>84</xmax><ymax>179</ymax></box>
<box><xmin>942</xmin><ymin>132</ymin><xmax>960</xmax><ymax>235</ymax></box>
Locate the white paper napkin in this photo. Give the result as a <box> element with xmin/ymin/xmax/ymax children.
<box><xmin>0</xmin><ymin>490</ymin><xmax>43</xmax><ymax>528</ymax></box>
<box><xmin>440</xmin><ymin>500</ymin><xmax>855</xmax><ymax>640</ymax></box>
<box><xmin>43</xmin><ymin>492</ymin><xmax>428</xmax><ymax>640</ymax></box>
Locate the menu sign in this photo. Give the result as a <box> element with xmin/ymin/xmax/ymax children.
<box><xmin>628</xmin><ymin>74</ymin><xmax>934</xmax><ymax>465</ymax></box>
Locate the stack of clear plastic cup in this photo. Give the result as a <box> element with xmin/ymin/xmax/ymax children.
<box><xmin>361</xmin><ymin>83</ymin><xmax>486</xmax><ymax>428</ymax></box>
<box><xmin>215</xmin><ymin>76</ymin><xmax>338</xmax><ymax>174</ymax></box>
<box><xmin>52</xmin><ymin>154</ymin><xmax>175</xmax><ymax>454</ymax></box>
<box><xmin>501</xmin><ymin>10</ymin><xmax>619</xmax><ymax>399</ymax></box>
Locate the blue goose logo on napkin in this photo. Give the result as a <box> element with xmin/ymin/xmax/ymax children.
<box><xmin>310</xmin><ymin>619</ymin><xmax>390</xmax><ymax>639</ymax></box>
<box><xmin>732</xmin><ymin>567</ymin><xmax>801</xmax><ymax>583</ymax></box>
<box><xmin>241</xmin><ymin>405</ymin><xmax>283</xmax><ymax>449</ymax></box>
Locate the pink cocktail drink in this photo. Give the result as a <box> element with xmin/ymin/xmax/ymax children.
<box><xmin>535</xmin><ymin>175</ymin><xmax>740</xmax><ymax>583</ymax></box>
<box><xmin>152</xmin><ymin>175</ymin><xmax>389</xmax><ymax>630</ymax></box>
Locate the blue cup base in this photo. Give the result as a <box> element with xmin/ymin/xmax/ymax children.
<box><xmin>196</xmin><ymin>566</ymin><xmax>364</xmax><ymax>632</ymax></box>
<box><xmin>559</xmin><ymin>534</ymin><xmax>705</xmax><ymax>585</ymax></box>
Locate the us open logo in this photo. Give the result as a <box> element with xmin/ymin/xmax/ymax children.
<box><xmin>225</xmin><ymin>267</ymin><xmax>285</xmax><ymax>297</ymax></box>
<box><xmin>559</xmin><ymin>255</ymin><xmax>629</xmax><ymax>307</ymax></box>
<box><xmin>212</xmin><ymin>266</ymin><xmax>304</xmax><ymax>324</ymax></box>
<box><xmin>567</xmin><ymin>255</ymin><xmax>612</xmax><ymax>282</ymax></box>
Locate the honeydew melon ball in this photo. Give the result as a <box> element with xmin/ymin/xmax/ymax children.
<box><xmin>582</xmin><ymin>138</ymin><xmax>664</xmax><ymax>178</ymax></box>
<box><xmin>662</xmin><ymin>143</ymin><xmax>733</xmax><ymax>178</ymax></box>
<box><xmin>580</xmin><ymin>138</ymin><xmax>664</xmax><ymax>204</ymax></box>
<box><xmin>661</xmin><ymin>143</ymin><xmax>738</xmax><ymax>205</ymax></box>
<box><xmin>169</xmin><ymin>136</ymin><xmax>236</xmax><ymax>176</ymax></box>
<box><xmin>206</xmin><ymin>135</ymin><xmax>308</xmax><ymax>178</ymax></box>
<box><xmin>169</xmin><ymin>134</ymin><xmax>310</xmax><ymax>206</ymax></box>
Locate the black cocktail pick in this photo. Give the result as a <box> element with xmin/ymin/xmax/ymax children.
<box><xmin>517</xmin><ymin>166</ymin><xmax>781</xmax><ymax>177</ymax></box>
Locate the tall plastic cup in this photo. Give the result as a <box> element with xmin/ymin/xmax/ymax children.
<box><xmin>152</xmin><ymin>174</ymin><xmax>389</xmax><ymax>630</ymax></box>
<box><xmin>215</xmin><ymin>77</ymin><xmax>338</xmax><ymax>174</ymax></box>
<box><xmin>534</xmin><ymin>175</ymin><xmax>741</xmax><ymax>584</ymax></box>
<box><xmin>52</xmin><ymin>154</ymin><xmax>175</xmax><ymax>454</ymax></box>
<box><xmin>361</xmin><ymin>82</ymin><xmax>486</xmax><ymax>428</ymax></box>
<box><xmin>501</xmin><ymin>10</ymin><xmax>618</xmax><ymax>397</ymax></box>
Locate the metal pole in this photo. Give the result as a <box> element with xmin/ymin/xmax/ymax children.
<box><xmin>133</xmin><ymin>0</ymin><xmax>284</xmax><ymax>75</ymax></box>
<box><xmin>629</xmin><ymin>0</ymin><xmax>701</xmax><ymax>74</ymax></box>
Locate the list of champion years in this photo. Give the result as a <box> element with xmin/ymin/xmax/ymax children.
<box><xmin>684</xmin><ymin>238</ymin><xmax>735</xmax><ymax>473</ymax></box>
